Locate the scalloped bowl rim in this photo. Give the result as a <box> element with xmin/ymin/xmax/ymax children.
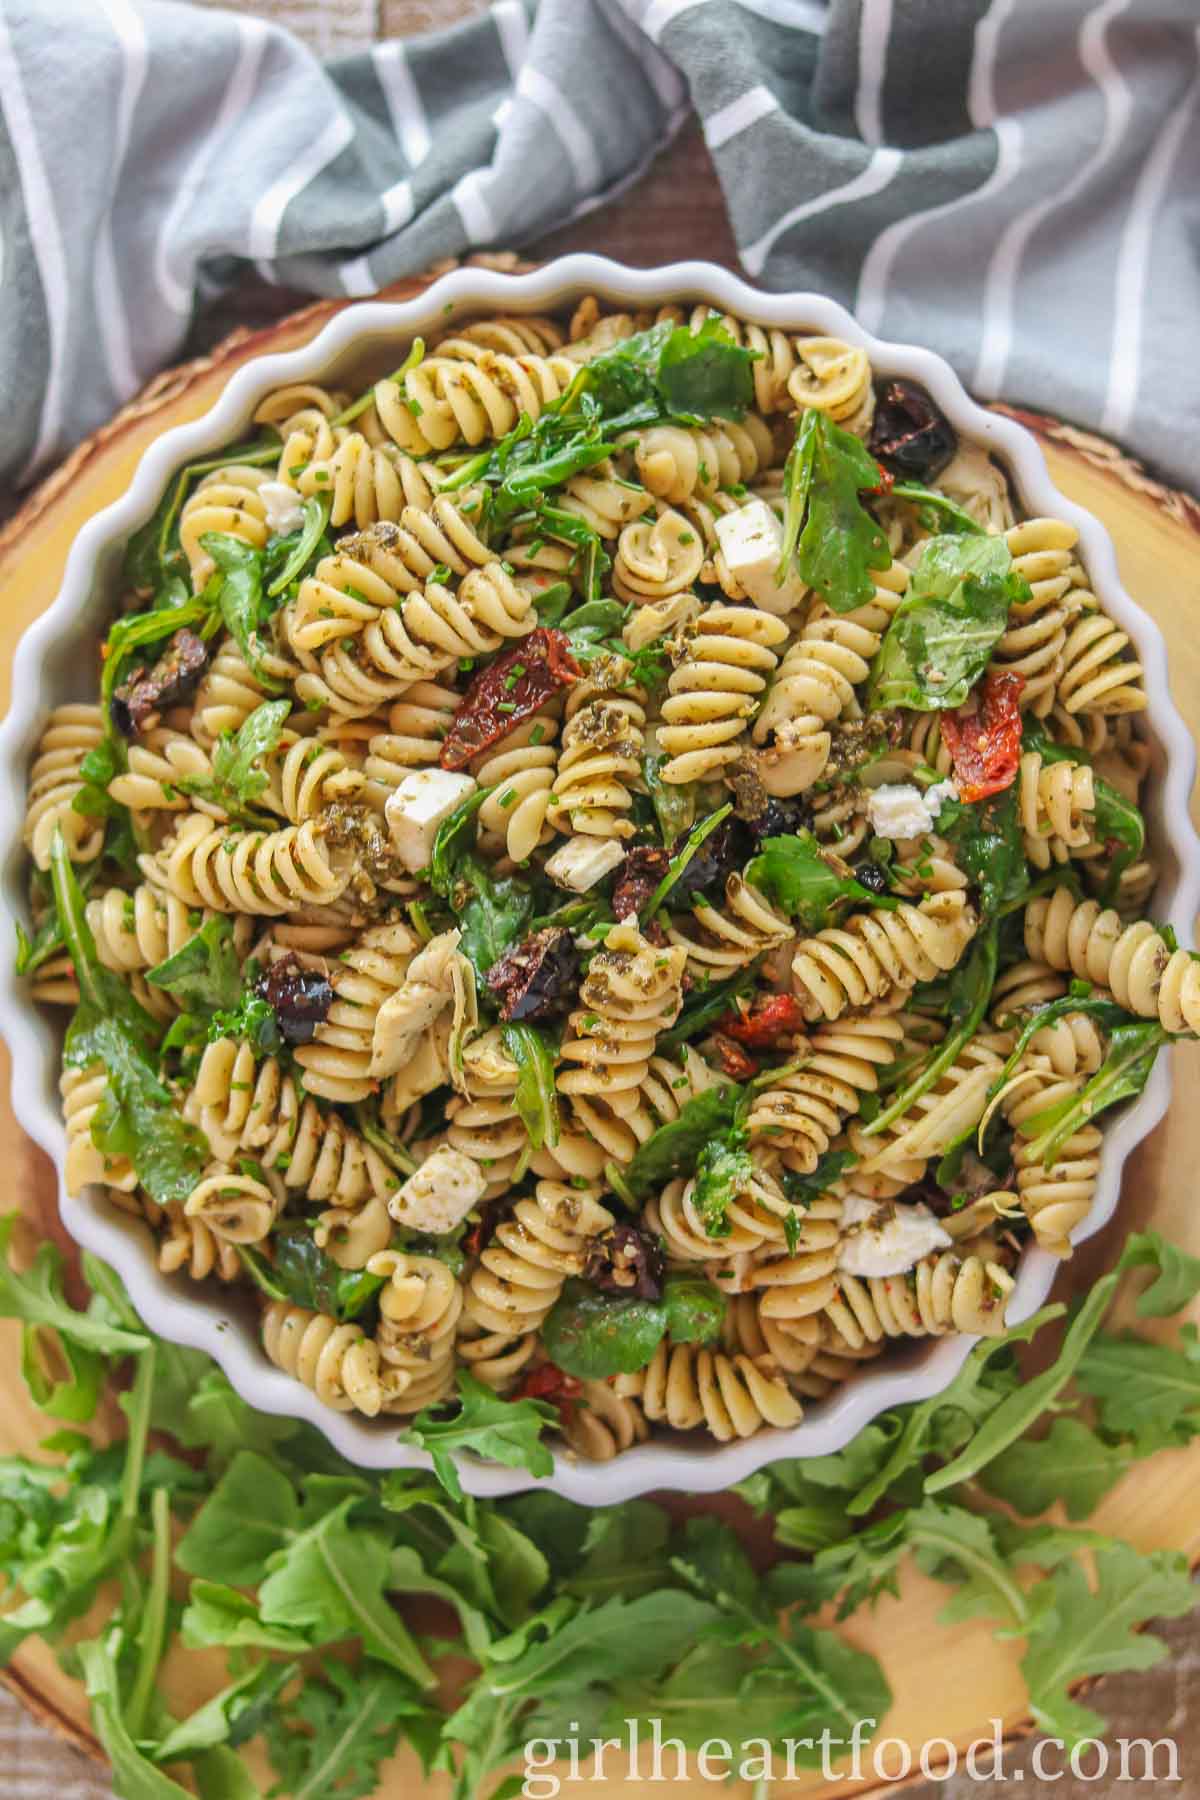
<box><xmin>1</xmin><ymin>255</ymin><xmax>1196</xmax><ymax>1503</ymax></box>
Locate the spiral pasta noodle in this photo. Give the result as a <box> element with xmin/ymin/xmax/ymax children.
<box><xmin>825</xmin><ymin>1248</ymin><xmax>1015</xmax><ymax>1344</ymax></box>
<box><xmin>1026</xmin><ymin>888</ymin><xmax>1200</xmax><ymax>1034</ymax></box>
<box><xmin>657</xmin><ymin>603</ymin><xmax>789</xmax><ymax>783</ymax></box>
<box><xmin>791</xmin><ymin>891</ymin><xmax>979</xmax><ymax>1023</ymax></box>
<box><xmin>24</xmin><ymin>705</ymin><xmax>106</xmax><ymax>870</ymax></box>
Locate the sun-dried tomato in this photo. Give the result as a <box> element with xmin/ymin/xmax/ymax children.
<box><xmin>486</xmin><ymin>926</ymin><xmax>580</xmax><ymax>1023</ymax></box>
<box><xmin>111</xmin><ymin>628</ymin><xmax>209</xmax><ymax>737</ymax></box>
<box><xmin>712</xmin><ymin>1032</ymin><xmax>759</xmax><ymax>1079</ymax></box>
<box><xmin>718</xmin><ymin>992</ymin><xmax>807</xmax><ymax>1047</ymax></box>
<box><xmin>940</xmin><ymin>670</ymin><xmax>1026</xmax><ymax>803</ymax></box>
<box><xmin>868</xmin><ymin>380</ymin><xmax>957</xmax><ymax>481</ymax></box>
<box><xmin>515</xmin><ymin>1361</ymin><xmax>582</xmax><ymax>1423</ymax></box>
<box><xmin>439</xmin><ymin>628</ymin><xmax>581</xmax><ymax>770</ymax></box>
<box><xmin>612</xmin><ymin>846</ymin><xmax>669</xmax><ymax>919</ymax></box>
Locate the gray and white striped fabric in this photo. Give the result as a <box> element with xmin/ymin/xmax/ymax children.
<box><xmin>2</xmin><ymin>0</ymin><xmax>1198</xmax><ymax>491</ymax></box>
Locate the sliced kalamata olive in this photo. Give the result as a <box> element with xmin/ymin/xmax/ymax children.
<box><xmin>854</xmin><ymin>860</ymin><xmax>890</xmax><ymax>895</ymax></box>
<box><xmin>485</xmin><ymin>926</ymin><xmax>581</xmax><ymax>1023</ymax></box>
<box><xmin>612</xmin><ymin>846</ymin><xmax>670</xmax><ymax>919</ymax></box>
<box><xmin>742</xmin><ymin>794</ymin><xmax>814</xmax><ymax>846</ymax></box>
<box><xmin>259</xmin><ymin>953</ymin><xmax>334</xmax><ymax>1045</ymax></box>
<box><xmin>584</xmin><ymin>1223</ymin><xmax>665</xmax><ymax>1301</ymax></box>
<box><xmin>868</xmin><ymin>379</ymin><xmax>957</xmax><ymax>482</ymax></box>
<box><xmin>111</xmin><ymin>629</ymin><xmax>210</xmax><ymax>737</ymax></box>
<box><xmin>668</xmin><ymin>816</ymin><xmax>754</xmax><ymax>899</ymax></box>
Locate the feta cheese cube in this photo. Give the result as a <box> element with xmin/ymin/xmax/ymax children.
<box><xmin>924</xmin><ymin>779</ymin><xmax>959</xmax><ymax>819</ymax></box>
<box><xmin>259</xmin><ymin>481</ymin><xmax>306</xmax><ymax>537</ymax></box>
<box><xmin>387</xmin><ymin>1146</ymin><xmax>487</xmax><ymax>1237</ymax></box>
<box><xmin>837</xmin><ymin>1194</ymin><xmax>952</xmax><ymax>1278</ymax></box>
<box><xmin>544</xmin><ymin>835</ymin><xmax>626</xmax><ymax>892</ymax></box>
<box><xmin>865</xmin><ymin>779</ymin><xmax>960</xmax><ymax>843</ymax></box>
<box><xmin>385</xmin><ymin>769</ymin><xmax>477</xmax><ymax>873</ymax></box>
<box><xmin>714</xmin><ymin>500</ymin><xmax>808</xmax><ymax>616</ymax></box>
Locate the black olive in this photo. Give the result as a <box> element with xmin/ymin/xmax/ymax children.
<box><xmin>743</xmin><ymin>794</ymin><xmax>814</xmax><ymax>846</ymax></box>
<box><xmin>584</xmin><ymin>1223</ymin><xmax>665</xmax><ymax>1301</ymax></box>
<box><xmin>486</xmin><ymin>927</ymin><xmax>580</xmax><ymax>1024</ymax></box>
<box><xmin>259</xmin><ymin>953</ymin><xmax>334</xmax><ymax>1045</ymax></box>
<box><xmin>111</xmin><ymin>629</ymin><xmax>210</xmax><ymax>737</ymax></box>
<box><xmin>667</xmin><ymin>816</ymin><xmax>754</xmax><ymax>899</ymax></box>
<box><xmin>868</xmin><ymin>380</ymin><xmax>957</xmax><ymax>482</ymax></box>
<box><xmin>854</xmin><ymin>860</ymin><xmax>890</xmax><ymax>895</ymax></box>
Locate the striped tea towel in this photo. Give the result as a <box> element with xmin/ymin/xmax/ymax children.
<box><xmin>1</xmin><ymin>0</ymin><xmax>1198</xmax><ymax>492</ymax></box>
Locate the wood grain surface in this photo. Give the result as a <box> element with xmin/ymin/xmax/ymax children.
<box><xmin>1</xmin><ymin>273</ymin><xmax>1199</xmax><ymax>1798</ymax></box>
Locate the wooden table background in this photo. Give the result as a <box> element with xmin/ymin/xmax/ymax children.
<box><xmin>1</xmin><ymin>2</ymin><xmax>1196</xmax><ymax>1797</ymax></box>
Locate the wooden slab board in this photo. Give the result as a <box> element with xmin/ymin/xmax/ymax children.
<box><xmin>1</xmin><ymin>280</ymin><xmax>1199</xmax><ymax>1798</ymax></box>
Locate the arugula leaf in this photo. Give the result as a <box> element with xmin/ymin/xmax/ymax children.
<box><xmin>264</xmin><ymin>1661</ymin><xmax>435</xmax><ymax>1800</ymax></box>
<box><xmin>542</xmin><ymin>1279</ymin><xmax>667</xmax><ymax>1382</ymax></box>
<box><xmin>403</xmin><ymin>1371</ymin><xmax>556</xmax><ymax>1503</ymax></box>
<box><xmin>937</xmin><ymin>785</ymin><xmax>1028</xmax><ymax>917</ymax></box>
<box><xmin>641</xmin><ymin>751</ymin><xmax>696</xmax><ymax>845</ymax></box>
<box><xmin>979</xmin><ymin>1417</ymin><xmax>1137</xmax><ymax>1520</ymax></box>
<box><xmin>656</xmin><ymin>967</ymin><xmax>757</xmax><ymax>1053</ymax></box>
<box><xmin>123</xmin><ymin>440</ymin><xmax>279</xmax><ymax>602</ymax></box>
<box><xmin>78</xmin><ymin>1634</ymin><xmax>201</xmax><ymax>1800</ymax></box>
<box><xmin>1022</xmin><ymin>1544</ymin><xmax>1196</xmax><ymax>1745</ymax></box>
<box><xmin>199</xmin><ymin>535</ymin><xmax>284</xmax><ymax>691</ymax></box>
<box><xmin>257</xmin><ymin>1497</ymin><xmax>436</xmax><ymax>1688</ymax></box>
<box><xmin>746</xmin><ymin>829</ymin><xmax>899</xmax><ymax>929</ymax></box>
<box><xmin>1120</xmin><ymin>1230</ymin><xmax>1200</xmax><ymax>1317</ymax></box>
<box><xmin>145</xmin><ymin>916</ymin><xmax>243</xmax><ymax>1014</ymax></box>
<box><xmin>888</xmin><ymin>481</ymin><xmax>988</xmax><ymax>536</ymax></box>
<box><xmin>52</xmin><ymin>832</ymin><xmax>208</xmax><ymax>1204</ymax></box>
<box><xmin>1023</xmin><ymin>726</ymin><xmax>1146</xmax><ymax>903</ymax></box>
<box><xmin>621</xmin><ymin>1082</ymin><xmax>743</xmax><ymax>1201</ymax></box>
<box><xmin>176</xmin><ymin>1450</ymin><xmax>299</xmax><ymax>1585</ymax></box>
<box><xmin>502</xmin><ymin>1022</ymin><xmax>560</xmax><ymax>1152</ymax></box>
<box><xmin>690</xmin><ymin>1134</ymin><xmax>754</xmax><ymax>1238</ymax></box>
<box><xmin>868</xmin><ymin>533</ymin><xmax>1028</xmax><ymax>710</ymax></box>
<box><xmin>0</xmin><ymin>1215</ymin><xmax>148</xmax><ymax>1362</ymax></box>
<box><xmin>1076</xmin><ymin>1332</ymin><xmax>1200</xmax><ymax>1439</ymax></box>
<box><xmin>1020</xmin><ymin>1020</ymin><xmax>1166</xmax><ymax>1168</ymax></box>
<box><xmin>662</xmin><ymin>1274</ymin><xmax>726</xmax><ymax>1346</ymax></box>
<box><xmin>179</xmin><ymin>698</ymin><xmax>290</xmax><ymax>822</ymax></box>
<box><xmin>644</xmin><ymin>803</ymin><xmax>732</xmax><ymax>920</ymax></box>
<box><xmin>237</xmin><ymin>1223</ymin><xmax>384</xmax><ymax>1323</ymax></box>
<box><xmin>926</xmin><ymin>1277</ymin><xmax>1121</xmax><ymax>1494</ymax></box>
<box><xmin>153</xmin><ymin>1660</ymin><xmax>297</xmax><ymax>1765</ymax></box>
<box><xmin>429</xmin><ymin>786</ymin><xmax>491</xmax><ymax>896</ymax></box>
<box><xmin>180</xmin><ymin>1582</ymin><xmax>311</xmax><ymax>1654</ymax></box>
<box><xmin>100</xmin><ymin>598</ymin><xmax>215</xmax><ymax>738</ymax></box>
<box><xmin>778</xmin><ymin>1146</ymin><xmax>858</xmax><ymax>1209</ymax></box>
<box><xmin>265</xmin><ymin>496</ymin><xmax>330</xmax><ymax>598</ymax></box>
<box><xmin>778</xmin><ymin>409</ymin><xmax>892</xmax><ymax>614</ymax></box>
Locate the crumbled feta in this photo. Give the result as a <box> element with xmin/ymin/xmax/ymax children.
<box><xmin>713</xmin><ymin>500</ymin><xmax>808</xmax><ymax>616</ymax></box>
<box><xmin>544</xmin><ymin>835</ymin><xmax>626</xmax><ymax>892</ymax></box>
<box><xmin>387</xmin><ymin>1146</ymin><xmax>487</xmax><ymax>1236</ymax></box>
<box><xmin>385</xmin><ymin>770</ymin><xmax>477</xmax><ymax>872</ymax></box>
<box><xmin>865</xmin><ymin>778</ymin><xmax>959</xmax><ymax>842</ymax></box>
<box><xmin>259</xmin><ymin>481</ymin><xmax>306</xmax><ymax>537</ymax></box>
<box><xmin>837</xmin><ymin>1194</ymin><xmax>952</xmax><ymax>1278</ymax></box>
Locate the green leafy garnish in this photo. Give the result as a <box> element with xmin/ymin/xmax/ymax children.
<box><xmin>502</xmin><ymin>1022</ymin><xmax>560</xmax><ymax>1152</ymax></box>
<box><xmin>542</xmin><ymin>1279</ymin><xmax>669</xmax><ymax>1382</ymax></box>
<box><xmin>402</xmin><ymin>1371</ymin><xmax>556</xmax><ymax>1502</ymax></box>
<box><xmin>643</xmin><ymin>803</ymin><xmax>731</xmax><ymax>920</ymax></box>
<box><xmin>178</xmin><ymin>698</ymin><xmax>290</xmax><ymax>823</ymax></box>
<box><xmin>868</xmin><ymin>533</ymin><xmax>1029</xmax><ymax>710</ymax></box>
<box><xmin>1019</xmin><ymin>1019</ymin><xmax>1167</xmax><ymax>1169</ymax></box>
<box><xmin>265</xmin><ymin>496</ymin><xmax>330</xmax><ymax>598</ymax></box>
<box><xmin>690</xmin><ymin>1134</ymin><xmax>754</xmax><ymax>1238</ymax></box>
<box><xmin>777</xmin><ymin>408</ymin><xmax>892</xmax><ymax>613</ymax></box>
<box><xmin>620</xmin><ymin>1082</ymin><xmax>743</xmax><ymax>1201</ymax></box>
<box><xmin>746</xmin><ymin>829</ymin><xmax>899</xmax><ymax>930</ymax></box>
<box><xmin>937</xmin><ymin>784</ymin><xmax>1029</xmax><ymax>917</ymax></box>
<box><xmin>237</xmin><ymin>1223</ymin><xmax>385</xmax><ymax>1323</ymax></box>
<box><xmin>145</xmin><ymin>916</ymin><xmax>243</xmax><ymax>1015</ymax></box>
<box><xmin>199</xmin><ymin>534</ymin><xmax>284</xmax><ymax>691</ymax></box>
<box><xmin>582</xmin><ymin>314</ymin><xmax>756</xmax><ymax>421</ymax></box>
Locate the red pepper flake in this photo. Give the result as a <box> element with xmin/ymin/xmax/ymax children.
<box><xmin>515</xmin><ymin>1361</ymin><xmax>582</xmax><ymax>1424</ymax></box>
<box><xmin>712</xmin><ymin>1031</ymin><xmax>759</xmax><ymax>1080</ymax></box>
<box><xmin>939</xmin><ymin>669</ymin><xmax>1025</xmax><ymax>803</ymax></box>
<box><xmin>718</xmin><ymin>992</ymin><xmax>807</xmax><ymax>1048</ymax></box>
<box><xmin>439</xmin><ymin>628</ymin><xmax>580</xmax><ymax>770</ymax></box>
<box><xmin>865</xmin><ymin>460</ymin><xmax>895</xmax><ymax>497</ymax></box>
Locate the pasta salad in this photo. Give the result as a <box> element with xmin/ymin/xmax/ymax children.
<box><xmin>18</xmin><ymin>295</ymin><xmax>1197</xmax><ymax>1463</ymax></box>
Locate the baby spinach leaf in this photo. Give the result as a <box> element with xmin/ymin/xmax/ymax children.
<box><xmin>199</xmin><ymin>534</ymin><xmax>284</xmax><ymax>691</ymax></box>
<box><xmin>621</xmin><ymin>1082</ymin><xmax>743</xmax><ymax>1200</ymax></box>
<box><xmin>690</xmin><ymin>1135</ymin><xmax>754</xmax><ymax>1238</ymax></box>
<box><xmin>429</xmin><ymin>786</ymin><xmax>492</xmax><ymax>895</ymax></box>
<box><xmin>746</xmin><ymin>829</ymin><xmax>899</xmax><ymax>930</ymax></box>
<box><xmin>178</xmin><ymin>698</ymin><xmax>290</xmax><ymax>822</ymax></box>
<box><xmin>662</xmin><ymin>1274</ymin><xmax>726</xmax><ymax>1346</ymax></box>
<box><xmin>936</xmin><ymin>785</ymin><xmax>1028</xmax><ymax>917</ymax></box>
<box><xmin>779</xmin><ymin>409</ymin><xmax>892</xmax><ymax>614</ymax></box>
<box><xmin>502</xmin><ymin>1022</ymin><xmax>560</xmax><ymax>1152</ymax></box>
<box><xmin>542</xmin><ymin>1279</ymin><xmax>667</xmax><ymax>1381</ymax></box>
<box><xmin>642</xmin><ymin>751</ymin><xmax>696</xmax><ymax>845</ymax></box>
<box><xmin>779</xmin><ymin>1146</ymin><xmax>859</xmax><ymax>1209</ymax></box>
<box><xmin>582</xmin><ymin>315</ymin><xmax>755</xmax><ymax>420</ymax></box>
<box><xmin>868</xmin><ymin>533</ymin><xmax>1028</xmax><ymax>710</ymax></box>
<box><xmin>402</xmin><ymin>1371</ymin><xmax>556</xmax><ymax>1503</ymax></box>
<box><xmin>145</xmin><ymin>916</ymin><xmax>243</xmax><ymax>1015</ymax></box>
<box><xmin>457</xmin><ymin>867</ymin><xmax>534</xmax><ymax>976</ymax></box>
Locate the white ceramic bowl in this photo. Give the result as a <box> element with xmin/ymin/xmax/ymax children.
<box><xmin>2</xmin><ymin>256</ymin><xmax>1197</xmax><ymax>1503</ymax></box>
